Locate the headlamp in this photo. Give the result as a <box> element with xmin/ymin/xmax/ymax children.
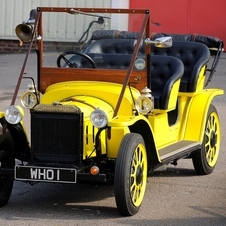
<box><xmin>21</xmin><ymin>91</ymin><xmax>38</xmax><ymax>109</ymax></box>
<box><xmin>5</xmin><ymin>105</ymin><xmax>24</xmax><ymax>124</ymax></box>
<box><xmin>135</xmin><ymin>87</ymin><xmax>154</xmax><ymax>114</ymax></box>
<box><xmin>90</xmin><ymin>109</ymin><xmax>108</xmax><ymax>128</ymax></box>
<box><xmin>21</xmin><ymin>83</ymin><xmax>39</xmax><ymax>109</ymax></box>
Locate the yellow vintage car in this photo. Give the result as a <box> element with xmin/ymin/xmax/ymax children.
<box><xmin>0</xmin><ymin>7</ymin><xmax>224</xmax><ymax>216</ymax></box>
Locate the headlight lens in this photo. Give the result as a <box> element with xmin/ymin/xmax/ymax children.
<box><xmin>135</xmin><ymin>96</ymin><xmax>154</xmax><ymax>114</ymax></box>
<box><xmin>5</xmin><ymin>105</ymin><xmax>24</xmax><ymax>124</ymax></box>
<box><xmin>90</xmin><ymin>109</ymin><xmax>108</xmax><ymax>128</ymax></box>
<box><xmin>21</xmin><ymin>91</ymin><xmax>38</xmax><ymax>109</ymax></box>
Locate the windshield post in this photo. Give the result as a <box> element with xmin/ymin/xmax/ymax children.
<box><xmin>145</xmin><ymin>13</ymin><xmax>151</xmax><ymax>88</ymax></box>
<box><xmin>113</xmin><ymin>11</ymin><xmax>150</xmax><ymax>117</ymax></box>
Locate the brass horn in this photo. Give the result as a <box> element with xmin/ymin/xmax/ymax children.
<box><xmin>15</xmin><ymin>23</ymin><xmax>33</xmax><ymax>42</ymax></box>
<box><xmin>15</xmin><ymin>9</ymin><xmax>38</xmax><ymax>43</ymax></box>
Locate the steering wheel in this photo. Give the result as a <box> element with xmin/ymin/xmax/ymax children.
<box><xmin>57</xmin><ymin>50</ymin><xmax>97</xmax><ymax>68</ymax></box>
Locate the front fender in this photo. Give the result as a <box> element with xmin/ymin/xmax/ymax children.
<box><xmin>109</xmin><ymin>114</ymin><xmax>150</xmax><ymax>127</ymax></box>
<box><xmin>0</xmin><ymin>116</ymin><xmax>31</xmax><ymax>161</ymax></box>
<box><xmin>108</xmin><ymin>115</ymin><xmax>160</xmax><ymax>165</ymax></box>
<box><xmin>107</xmin><ymin>115</ymin><xmax>151</xmax><ymax>159</ymax></box>
<box><xmin>184</xmin><ymin>88</ymin><xmax>224</xmax><ymax>141</ymax></box>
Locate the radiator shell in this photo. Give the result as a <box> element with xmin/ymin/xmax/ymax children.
<box><xmin>30</xmin><ymin>105</ymin><xmax>83</xmax><ymax>164</ymax></box>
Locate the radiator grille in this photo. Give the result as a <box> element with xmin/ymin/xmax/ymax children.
<box><xmin>31</xmin><ymin>109</ymin><xmax>83</xmax><ymax>163</ymax></box>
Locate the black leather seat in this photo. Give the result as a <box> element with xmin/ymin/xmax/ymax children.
<box><xmin>151</xmin><ymin>41</ymin><xmax>210</xmax><ymax>92</ymax></box>
<box><xmin>84</xmin><ymin>39</ymin><xmax>210</xmax><ymax>93</ymax></box>
<box><xmin>84</xmin><ymin>39</ymin><xmax>145</xmax><ymax>54</ymax></box>
<box><xmin>150</xmin><ymin>55</ymin><xmax>184</xmax><ymax>110</ymax></box>
<box><xmin>66</xmin><ymin>53</ymin><xmax>132</xmax><ymax>69</ymax></box>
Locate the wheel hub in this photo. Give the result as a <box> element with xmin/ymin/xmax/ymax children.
<box><xmin>210</xmin><ymin>131</ymin><xmax>216</xmax><ymax>148</ymax></box>
<box><xmin>136</xmin><ymin>165</ymin><xmax>143</xmax><ymax>184</ymax></box>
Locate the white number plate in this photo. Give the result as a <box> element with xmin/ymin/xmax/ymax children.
<box><xmin>15</xmin><ymin>165</ymin><xmax>77</xmax><ymax>183</ymax></box>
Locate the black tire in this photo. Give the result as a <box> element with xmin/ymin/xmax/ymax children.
<box><xmin>56</xmin><ymin>50</ymin><xmax>97</xmax><ymax>68</ymax></box>
<box><xmin>0</xmin><ymin>132</ymin><xmax>15</xmax><ymax>207</ymax></box>
<box><xmin>192</xmin><ymin>105</ymin><xmax>221</xmax><ymax>175</ymax></box>
<box><xmin>114</xmin><ymin>133</ymin><xmax>148</xmax><ymax>216</ymax></box>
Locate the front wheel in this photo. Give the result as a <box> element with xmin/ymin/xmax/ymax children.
<box><xmin>192</xmin><ymin>105</ymin><xmax>221</xmax><ymax>175</ymax></box>
<box><xmin>114</xmin><ymin>133</ymin><xmax>148</xmax><ymax>216</ymax></box>
<box><xmin>0</xmin><ymin>132</ymin><xmax>15</xmax><ymax>207</ymax></box>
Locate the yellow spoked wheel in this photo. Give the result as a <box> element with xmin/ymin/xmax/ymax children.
<box><xmin>192</xmin><ymin>105</ymin><xmax>221</xmax><ymax>175</ymax></box>
<box><xmin>114</xmin><ymin>133</ymin><xmax>147</xmax><ymax>216</ymax></box>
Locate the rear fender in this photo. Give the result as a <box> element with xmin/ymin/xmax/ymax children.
<box><xmin>184</xmin><ymin>89</ymin><xmax>224</xmax><ymax>141</ymax></box>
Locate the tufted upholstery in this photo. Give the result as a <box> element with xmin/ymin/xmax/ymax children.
<box><xmin>92</xmin><ymin>53</ymin><xmax>132</xmax><ymax>69</ymax></box>
<box><xmin>84</xmin><ymin>39</ymin><xmax>145</xmax><ymax>54</ymax></box>
<box><xmin>150</xmin><ymin>55</ymin><xmax>184</xmax><ymax>109</ymax></box>
<box><xmin>83</xmin><ymin>39</ymin><xmax>210</xmax><ymax>93</ymax></box>
<box><xmin>151</xmin><ymin>41</ymin><xmax>210</xmax><ymax>92</ymax></box>
<box><xmin>67</xmin><ymin>53</ymin><xmax>132</xmax><ymax>69</ymax></box>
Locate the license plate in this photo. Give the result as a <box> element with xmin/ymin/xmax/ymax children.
<box><xmin>15</xmin><ymin>165</ymin><xmax>77</xmax><ymax>183</ymax></box>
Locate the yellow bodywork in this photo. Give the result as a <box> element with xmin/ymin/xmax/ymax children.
<box><xmin>1</xmin><ymin>78</ymin><xmax>223</xmax><ymax>163</ymax></box>
<box><xmin>42</xmin><ymin>81</ymin><xmax>140</xmax><ymax>116</ymax></box>
<box><xmin>184</xmin><ymin>89</ymin><xmax>224</xmax><ymax>141</ymax></box>
<box><xmin>106</xmin><ymin>86</ymin><xmax>224</xmax><ymax>160</ymax></box>
<box><xmin>164</xmin><ymin>79</ymin><xmax>181</xmax><ymax>111</ymax></box>
<box><xmin>194</xmin><ymin>66</ymin><xmax>207</xmax><ymax>92</ymax></box>
<box><xmin>40</xmin><ymin>81</ymin><xmax>142</xmax><ymax>160</ymax></box>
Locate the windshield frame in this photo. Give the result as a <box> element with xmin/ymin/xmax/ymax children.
<box><xmin>12</xmin><ymin>7</ymin><xmax>151</xmax><ymax>117</ymax></box>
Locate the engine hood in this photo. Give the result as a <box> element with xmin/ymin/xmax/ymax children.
<box><xmin>39</xmin><ymin>95</ymin><xmax>114</xmax><ymax>119</ymax></box>
<box><xmin>40</xmin><ymin>81</ymin><xmax>140</xmax><ymax>116</ymax></box>
<box><xmin>61</xmin><ymin>95</ymin><xmax>113</xmax><ymax>119</ymax></box>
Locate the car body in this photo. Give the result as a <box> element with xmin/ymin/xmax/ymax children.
<box><xmin>0</xmin><ymin>7</ymin><xmax>224</xmax><ymax>216</ymax></box>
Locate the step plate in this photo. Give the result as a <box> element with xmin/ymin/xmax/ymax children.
<box><xmin>159</xmin><ymin>140</ymin><xmax>201</xmax><ymax>162</ymax></box>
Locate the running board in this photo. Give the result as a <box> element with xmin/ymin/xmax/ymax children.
<box><xmin>159</xmin><ymin>140</ymin><xmax>201</xmax><ymax>164</ymax></box>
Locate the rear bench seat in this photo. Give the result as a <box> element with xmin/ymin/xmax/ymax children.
<box><xmin>83</xmin><ymin>39</ymin><xmax>210</xmax><ymax>92</ymax></box>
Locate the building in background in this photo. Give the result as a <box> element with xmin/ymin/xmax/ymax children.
<box><xmin>0</xmin><ymin>0</ymin><xmax>113</xmax><ymax>52</ymax></box>
<box><xmin>130</xmin><ymin>0</ymin><xmax>226</xmax><ymax>47</ymax></box>
<box><xmin>0</xmin><ymin>0</ymin><xmax>225</xmax><ymax>53</ymax></box>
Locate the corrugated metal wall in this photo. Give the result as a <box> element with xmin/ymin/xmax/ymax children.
<box><xmin>0</xmin><ymin>0</ymin><xmax>111</xmax><ymax>40</ymax></box>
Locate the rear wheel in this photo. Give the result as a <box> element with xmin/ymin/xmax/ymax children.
<box><xmin>192</xmin><ymin>105</ymin><xmax>220</xmax><ymax>175</ymax></box>
<box><xmin>0</xmin><ymin>132</ymin><xmax>15</xmax><ymax>207</ymax></box>
<box><xmin>114</xmin><ymin>133</ymin><xmax>148</xmax><ymax>216</ymax></box>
